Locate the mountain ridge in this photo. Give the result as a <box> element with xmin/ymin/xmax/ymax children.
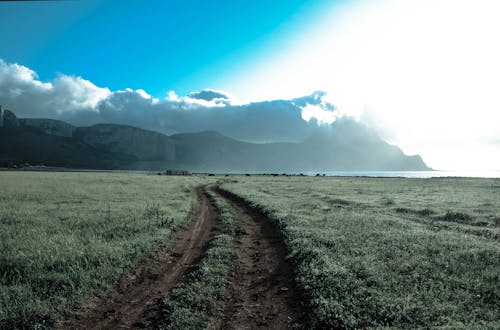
<box><xmin>0</xmin><ymin>108</ymin><xmax>431</xmax><ymax>171</ymax></box>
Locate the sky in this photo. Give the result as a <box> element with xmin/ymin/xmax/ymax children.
<box><xmin>0</xmin><ymin>0</ymin><xmax>499</xmax><ymax>170</ymax></box>
<box><xmin>0</xmin><ymin>0</ymin><xmax>329</xmax><ymax>96</ymax></box>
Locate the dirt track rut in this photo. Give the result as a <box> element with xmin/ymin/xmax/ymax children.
<box><xmin>58</xmin><ymin>186</ymin><xmax>217</xmax><ymax>329</ymax></box>
<box><xmin>209</xmin><ymin>187</ymin><xmax>301</xmax><ymax>329</ymax></box>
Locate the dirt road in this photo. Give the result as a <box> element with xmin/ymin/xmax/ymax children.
<box><xmin>58</xmin><ymin>185</ymin><xmax>301</xmax><ymax>329</ymax></box>
<box><xmin>209</xmin><ymin>187</ymin><xmax>301</xmax><ymax>329</ymax></box>
<box><xmin>57</xmin><ymin>186</ymin><xmax>217</xmax><ymax>329</ymax></box>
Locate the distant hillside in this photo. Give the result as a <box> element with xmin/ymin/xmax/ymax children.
<box><xmin>74</xmin><ymin>124</ymin><xmax>176</xmax><ymax>170</ymax></box>
<box><xmin>0</xmin><ymin>108</ymin><xmax>430</xmax><ymax>171</ymax></box>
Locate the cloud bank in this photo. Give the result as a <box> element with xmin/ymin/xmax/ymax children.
<box><xmin>0</xmin><ymin>59</ymin><xmax>343</xmax><ymax>143</ymax></box>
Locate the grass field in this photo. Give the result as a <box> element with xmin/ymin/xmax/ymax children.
<box><xmin>0</xmin><ymin>171</ymin><xmax>204</xmax><ymax>328</ymax></box>
<box><xmin>221</xmin><ymin>176</ymin><xmax>500</xmax><ymax>329</ymax></box>
<box><xmin>1</xmin><ymin>172</ymin><xmax>499</xmax><ymax>329</ymax></box>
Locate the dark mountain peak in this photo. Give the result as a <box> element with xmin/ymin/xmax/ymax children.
<box><xmin>0</xmin><ymin>106</ymin><xmax>19</xmax><ymax>128</ymax></box>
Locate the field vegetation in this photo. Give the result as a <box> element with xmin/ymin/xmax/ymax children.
<box><xmin>0</xmin><ymin>171</ymin><xmax>204</xmax><ymax>328</ymax></box>
<box><xmin>222</xmin><ymin>176</ymin><xmax>500</xmax><ymax>328</ymax></box>
<box><xmin>1</xmin><ymin>172</ymin><xmax>499</xmax><ymax>329</ymax></box>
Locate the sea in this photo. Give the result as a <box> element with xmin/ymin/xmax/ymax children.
<box><xmin>302</xmin><ymin>171</ymin><xmax>500</xmax><ymax>178</ymax></box>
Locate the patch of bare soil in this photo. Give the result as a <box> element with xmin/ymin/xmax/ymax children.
<box><xmin>56</xmin><ymin>186</ymin><xmax>217</xmax><ymax>329</ymax></box>
<box><xmin>209</xmin><ymin>187</ymin><xmax>302</xmax><ymax>330</ymax></box>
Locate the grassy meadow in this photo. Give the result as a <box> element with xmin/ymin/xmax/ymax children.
<box><xmin>0</xmin><ymin>171</ymin><xmax>205</xmax><ymax>328</ymax></box>
<box><xmin>1</xmin><ymin>171</ymin><xmax>499</xmax><ymax>329</ymax></box>
<box><xmin>222</xmin><ymin>176</ymin><xmax>500</xmax><ymax>329</ymax></box>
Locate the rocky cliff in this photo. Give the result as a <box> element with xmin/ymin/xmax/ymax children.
<box><xmin>0</xmin><ymin>106</ymin><xmax>19</xmax><ymax>128</ymax></box>
<box><xmin>19</xmin><ymin>118</ymin><xmax>75</xmax><ymax>138</ymax></box>
<box><xmin>75</xmin><ymin>124</ymin><xmax>175</xmax><ymax>162</ymax></box>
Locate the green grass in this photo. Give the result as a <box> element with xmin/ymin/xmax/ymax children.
<box><xmin>222</xmin><ymin>176</ymin><xmax>500</xmax><ymax>329</ymax></box>
<box><xmin>0</xmin><ymin>171</ymin><xmax>205</xmax><ymax>329</ymax></box>
<box><xmin>154</xmin><ymin>187</ymin><xmax>242</xmax><ymax>330</ymax></box>
<box><xmin>2</xmin><ymin>172</ymin><xmax>499</xmax><ymax>329</ymax></box>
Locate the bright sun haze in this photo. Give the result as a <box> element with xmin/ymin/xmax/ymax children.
<box><xmin>222</xmin><ymin>0</ymin><xmax>500</xmax><ymax>171</ymax></box>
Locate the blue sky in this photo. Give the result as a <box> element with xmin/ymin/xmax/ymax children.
<box><xmin>0</xmin><ymin>0</ymin><xmax>335</xmax><ymax>97</ymax></box>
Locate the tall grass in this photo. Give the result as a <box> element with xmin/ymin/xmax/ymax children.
<box><xmin>0</xmin><ymin>171</ymin><xmax>204</xmax><ymax>329</ymax></box>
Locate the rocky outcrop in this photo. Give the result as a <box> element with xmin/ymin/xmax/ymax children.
<box><xmin>0</xmin><ymin>106</ymin><xmax>19</xmax><ymax>128</ymax></box>
<box><xmin>74</xmin><ymin>124</ymin><xmax>175</xmax><ymax>162</ymax></box>
<box><xmin>19</xmin><ymin>118</ymin><xmax>75</xmax><ymax>138</ymax></box>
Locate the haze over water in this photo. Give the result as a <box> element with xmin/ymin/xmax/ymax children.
<box><xmin>308</xmin><ymin>171</ymin><xmax>500</xmax><ymax>178</ymax></box>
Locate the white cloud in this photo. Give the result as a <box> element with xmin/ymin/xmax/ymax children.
<box><xmin>0</xmin><ymin>60</ymin><xmax>52</xmax><ymax>97</ymax></box>
<box><xmin>0</xmin><ymin>59</ymin><xmax>110</xmax><ymax>117</ymax></box>
<box><xmin>52</xmin><ymin>75</ymin><xmax>111</xmax><ymax>111</ymax></box>
<box><xmin>167</xmin><ymin>90</ymin><xmax>180</xmax><ymax>102</ymax></box>
<box><xmin>0</xmin><ymin>59</ymin><xmax>346</xmax><ymax>143</ymax></box>
<box><xmin>301</xmin><ymin>104</ymin><xmax>336</xmax><ymax>125</ymax></box>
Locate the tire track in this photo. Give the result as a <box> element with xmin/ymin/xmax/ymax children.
<box><xmin>209</xmin><ymin>187</ymin><xmax>302</xmax><ymax>330</ymax></box>
<box><xmin>57</xmin><ymin>186</ymin><xmax>217</xmax><ymax>329</ymax></box>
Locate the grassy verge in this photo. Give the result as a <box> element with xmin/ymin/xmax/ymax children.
<box><xmin>222</xmin><ymin>176</ymin><xmax>500</xmax><ymax>329</ymax></box>
<box><xmin>154</xmin><ymin>187</ymin><xmax>242</xmax><ymax>330</ymax></box>
<box><xmin>0</xmin><ymin>171</ymin><xmax>205</xmax><ymax>329</ymax></box>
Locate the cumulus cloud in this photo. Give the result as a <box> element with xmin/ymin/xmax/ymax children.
<box><xmin>0</xmin><ymin>59</ymin><xmax>345</xmax><ymax>142</ymax></box>
<box><xmin>300</xmin><ymin>104</ymin><xmax>336</xmax><ymax>125</ymax></box>
<box><xmin>0</xmin><ymin>59</ymin><xmax>111</xmax><ymax>118</ymax></box>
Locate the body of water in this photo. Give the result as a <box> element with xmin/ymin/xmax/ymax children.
<box><xmin>303</xmin><ymin>171</ymin><xmax>500</xmax><ymax>178</ymax></box>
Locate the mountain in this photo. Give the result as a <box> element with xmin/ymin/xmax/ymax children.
<box><xmin>0</xmin><ymin>108</ymin><xmax>430</xmax><ymax>171</ymax></box>
<box><xmin>74</xmin><ymin>124</ymin><xmax>176</xmax><ymax>170</ymax></box>
<box><xmin>0</xmin><ymin>120</ymin><xmax>122</xmax><ymax>169</ymax></box>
